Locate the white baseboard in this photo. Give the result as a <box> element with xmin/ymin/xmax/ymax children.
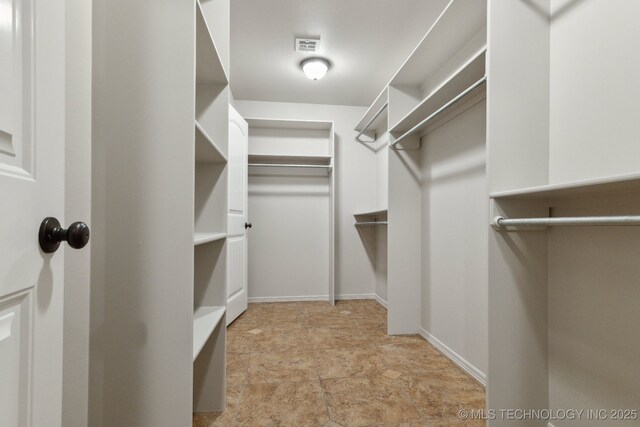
<box><xmin>418</xmin><ymin>327</ymin><xmax>486</xmax><ymax>387</ymax></box>
<box><xmin>374</xmin><ymin>294</ymin><xmax>388</xmax><ymax>308</ymax></box>
<box><xmin>248</xmin><ymin>293</ymin><xmax>378</xmax><ymax>304</ymax></box>
<box><xmin>248</xmin><ymin>295</ymin><xmax>328</xmax><ymax>303</ymax></box>
<box><xmin>336</xmin><ymin>293</ymin><xmax>376</xmax><ymax>301</ymax></box>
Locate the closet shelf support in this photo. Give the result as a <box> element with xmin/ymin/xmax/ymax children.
<box><xmin>354</xmin><ymin>221</ymin><xmax>388</xmax><ymax>226</ymax></box>
<box><xmin>492</xmin><ymin>215</ymin><xmax>640</xmax><ymax>229</ymax></box>
<box><xmin>354</xmin><ymin>103</ymin><xmax>388</xmax><ymax>143</ymax></box>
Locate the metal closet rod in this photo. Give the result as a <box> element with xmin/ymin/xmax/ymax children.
<box><xmin>355</xmin><ymin>221</ymin><xmax>388</xmax><ymax>226</ymax></box>
<box><xmin>248</xmin><ymin>163</ymin><xmax>332</xmax><ymax>169</ymax></box>
<box><xmin>354</xmin><ymin>102</ymin><xmax>388</xmax><ymax>143</ymax></box>
<box><xmin>493</xmin><ymin>215</ymin><xmax>640</xmax><ymax>229</ymax></box>
<box><xmin>391</xmin><ymin>76</ymin><xmax>487</xmax><ymax>148</ymax></box>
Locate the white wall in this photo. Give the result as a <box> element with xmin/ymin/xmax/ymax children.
<box><xmin>420</xmin><ymin>100</ymin><xmax>488</xmax><ymax>378</ymax></box>
<box><xmin>63</xmin><ymin>0</ymin><xmax>91</xmax><ymax>425</ymax></box>
<box><xmin>234</xmin><ymin>100</ymin><xmax>376</xmax><ymax>298</ymax></box>
<box><xmin>548</xmin><ymin>194</ymin><xmax>640</xmax><ymax>427</ymax></box>
<box><xmin>549</xmin><ymin>0</ymin><xmax>640</xmax><ymax>184</ymax></box>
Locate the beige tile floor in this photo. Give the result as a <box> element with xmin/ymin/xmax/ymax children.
<box><xmin>193</xmin><ymin>300</ymin><xmax>485</xmax><ymax>427</ymax></box>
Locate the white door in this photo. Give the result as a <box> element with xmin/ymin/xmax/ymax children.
<box><xmin>226</xmin><ymin>107</ymin><xmax>248</xmax><ymax>324</ymax></box>
<box><xmin>0</xmin><ymin>0</ymin><xmax>67</xmax><ymax>425</ymax></box>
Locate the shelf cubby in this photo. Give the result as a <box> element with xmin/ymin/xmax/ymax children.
<box><xmin>192</xmin><ymin>0</ymin><xmax>229</xmax><ymax>415</ymax></box>
<box><xmin>193</xmin><ymin>306</ymin><xmax>226</xmax><ymax>360</ymax></box>
<box><xmin>196</xmin><ymin>84</ymin><xmax>229</xmax><ymax>159</ymax></box>
<box><xmin>196</xmin><ymin>0</ymin><xmax>228</xmax><ymax>85</ymax></box>
<box><xmin>194</xmin><ymin>162</ymin><xmax>227</xmax><ymax>235</ymax></box>
<box><xmin>195</xmin><ymin>121</ymin><xmax>227</xmax><ymax>163</ymax></box>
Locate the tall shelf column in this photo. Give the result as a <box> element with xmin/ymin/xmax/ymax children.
<box><xmin>192</xmin><ymin>0</ymin><xmax>230</xmax><ymax>414</ymax></box>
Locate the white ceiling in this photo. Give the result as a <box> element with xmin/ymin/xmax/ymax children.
<box><xmin>230</xmin><ymin>0</ymin><xmax>449</xmax><ymax>107</ymax></box>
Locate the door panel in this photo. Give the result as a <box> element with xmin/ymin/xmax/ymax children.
<box><xmin>226</xmin><ymin>106</ymin><xmax>248</xmax><ymax>324</ymax></box>
<box><xmin>0</xmin><ymin>0</ymin><xmax>65</xmax><ymax>424</ymax></box>
<box><xmin>227</xmin><ymin>238</ymin><xmax>244</xmax><ymax>297</ymax></box>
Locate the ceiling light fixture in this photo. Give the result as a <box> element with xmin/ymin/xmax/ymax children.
<box><xmin>300</xmin><ymin>57</ymin><xmax>330</xmax><ymax>81</ymax></box>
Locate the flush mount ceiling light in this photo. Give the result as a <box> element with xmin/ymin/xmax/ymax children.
<box><xmin>300</xmin><ymin>57</ymin><xmax>330</xmax><ymax>80</ymax></box>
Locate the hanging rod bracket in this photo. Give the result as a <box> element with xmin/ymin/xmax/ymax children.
<box><xmin>354</xmin><ymin>132</ymin><xmax>377</xmax><ymax>143</ymax></box>
<box><xmin>390</xmin><ymin>137</ymin><xmax>422</xmax><ymax>151</ymax></box>
<box><xmin>354</xmin><ymin>102</ymin><xmax>388</xmax><ymax>144</ymax></box>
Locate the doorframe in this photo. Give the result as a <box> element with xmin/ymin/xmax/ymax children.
<box><xmin>62</xmin><ymin>0</ymin><xmax>92</xmax><ymax>425</ymax></box>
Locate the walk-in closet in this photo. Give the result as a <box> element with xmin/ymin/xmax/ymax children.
<box><xmin>41</xmin><ymin>0</ymin><xmax>639</xmax><ymax>426</ymax></box>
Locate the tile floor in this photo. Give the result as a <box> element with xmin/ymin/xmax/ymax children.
<box><xmin>193</xmin><ymin>300</ymin><xmax>485</xmax><ymax>427</ymax></box>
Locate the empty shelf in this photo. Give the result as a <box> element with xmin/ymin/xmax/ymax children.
<box><xmin>195</xmin><ymin>1</ymin><xmax>228</xmax><ymax>85</ymax></box>
<box><xmin>195</xmin><ymin>121</ymin><xmax>227</xmax><ymax>163</ymax></box>
<box><xmin>490</xmin><ymin>172</ymin><xmax>640</xmax><ymax>200</ymax></box>
<box><xmin>248</xmin><ymin>154</ymin><xmax>332</xmax><ymax>166</ymax></box>
<box><xmin>354</xmin><ymin>209</ymin><xmax>388</xmax><ymax>217</ymax></box>
<box><xmin>245</xmin><ymin>118</ymin><xmax>333</xmax><ymax>131</ymax></box>
<box><xmin>354</xmin><ymin>209</ymin><xmax>388</xmax><ymax>225</ymax></box>
<box><xmin>193</xmin><ymin>306</ymin><xmax>226</xmax><ymax>361</ymax></box>
<box><xmin>194</xmin><ymin>232</ymin><xmax>227</xmax><ymax>245</ymax></box>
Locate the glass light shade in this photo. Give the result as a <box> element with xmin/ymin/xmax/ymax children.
<box><xmin>301</xmin><ymin>58</ymin><xmax>330</xmax><ymax>80</ymax></box>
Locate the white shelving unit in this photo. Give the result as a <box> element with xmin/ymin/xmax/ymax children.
<box><xmin>192</xmin><ymin>0</ymin><xmax>229</xmax><ymax>415</ymax></box>
<box><xmin>487</xmin><ymin>2</ymin><xmax>640</xmax><ymax>422</ymax></box>
<box><xmin>354</xmin><ymin>0</ymin><xmax>488</xmax><ymax>338</ymax></box>
<box><xmin>246</xmin><ymin>118</ymin><xmax>336</xmax><ymax>303</ymax></box>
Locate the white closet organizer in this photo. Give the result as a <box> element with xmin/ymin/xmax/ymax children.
<box><xmin>353</xmin><ymin>89</ymin><xmax>391</xmax><ymax>308</ymax></box>
<box><xmin>246</xmin><ymin>118</ymin><xmax>336</xmax><ymax>304</ymax></box>
<box><xmin>487</xmin><ymin>1</ymin><xmax>640</xmax><ymax>424</ymax></box>
<box><xmin>354</xmin><ymin>0</ymin><xmax>487</xmax><ymax>346</ymax></box>
<box><xmin>192</xmin><ymin>0</ymin><xmax>229</xmax><ymax>414</ymax></box>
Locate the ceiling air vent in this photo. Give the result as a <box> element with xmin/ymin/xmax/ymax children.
<box><xmin>295</xmin><ymin>37</ymin><xmax>320</xmax><ymax>53</ymax></box>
